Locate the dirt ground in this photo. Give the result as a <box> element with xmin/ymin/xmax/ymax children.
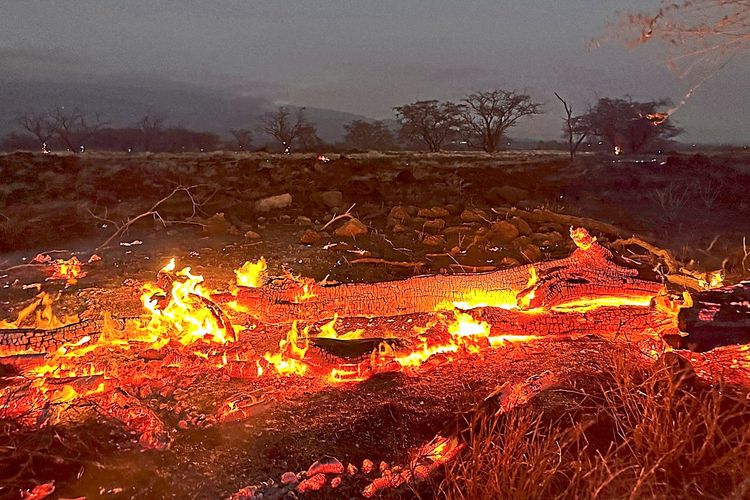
<box><xmin>1</xmin><ymin>151</ymin><xmax>749</xmax><ymax>499</ymax></box>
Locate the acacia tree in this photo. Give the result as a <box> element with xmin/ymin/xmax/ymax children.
<box><xmin>394</xmin><ymin>100</ymin><xmax>464</xmax><ymax>152</ymax></box>
<box><xmin>580</xmin><ymin>97</ymin><xmax>682</xmax><ymax>153</ymax></box>
<box><xmin>554</xmin><ymin>92</ymin><xmax>592</xmax><ymax>160</ymax></box>
<box><xmin>259</xmin><ymin>106</ymin><xmax>311</xmax><ymax>153</ymax></box>
<box><xmin>461</xmin><ymin>90</ymin><xmax>542</xmax><ymax>152</ymax></box>
<box><xmin>295</xmin><ymin>123</ymin><xmax>323</xmax><ymax>151</ymax></box>
<box><xmin>343</xmin><ymin>120</ymin><xmax>396</xmax><ymax>150</ymax></box>
<box><xmin>609</xmin><ymin>1</ymin><xmax>750</xmax><ymax>77</ymax></box>
<box><xmin>15</xmin><ymin>112</ymin><xmax>54</xmax><ymax>150</ymax></box>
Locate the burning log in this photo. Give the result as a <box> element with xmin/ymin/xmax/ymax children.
<box><xmin>669</xmin><ymin>281</ymin><xmax>750</xmax><ymax>352</ymax></box>
<box><xmin>227</xmin><ymin>229</ymin><xmax>663</xmax><ymax>323</ymax></box>
<box><xmin>0</xmin><ymin>316</ymin><xmax>132</xmax><ymax>356</ymax></box>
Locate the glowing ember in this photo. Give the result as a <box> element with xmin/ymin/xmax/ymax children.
<box><xmin>570</xmin><ymin>227</ymin><xmax>596</xmax><ymax>251</ymax></box>
<box><xmin>447</xmin><ymin>312</ymin><xmax>490</xmax><ymax>338</ymax></box>
<box><xmin>262</xmin><ymin>321</ymin><xmax>310</xmax><ymax>376</ymax></box>
<box><xmin>48</xmin><ymin>256</ymin><xmax>86</xmax><ymax>285</ymax></box>
<box><xmin>317</xmin><ymin>314</ymin><xmax>365</xmax><ymax>339</ymax></box>
<box><xmin>645</xmin><ymin>112</ymin><xmax>669</xmax><ymax>126</ymax></box>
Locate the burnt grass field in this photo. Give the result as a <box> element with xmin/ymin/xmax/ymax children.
<box><xmin>2</xmin><ymin>150</ymin><xmax>750</xmax><ymax>499</ymax></box>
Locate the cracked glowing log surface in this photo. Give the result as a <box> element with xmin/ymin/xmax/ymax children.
<box><xmin>228</xmin><ymin>234</ymin><xmax>663</xmax><ymax>324</ymax></box>
<box><xmin>0</xmin><ymin>317</ymin><xmax>132</xmax><ymax>356</ymax></box>
<box><xmin>473</xmin><ymin>305</ymin><xmax>676</xmax><ymax>343</ymax></box>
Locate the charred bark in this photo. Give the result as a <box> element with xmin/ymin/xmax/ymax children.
<box><xmin>668</xmin><ymin>281</ymin><xmax>750</xmax><ymax>352</ymax></box>
<box><xmin>226</xmin><ymin>240</ymin><xmax>663</xmax><ymax>324</ymax></box>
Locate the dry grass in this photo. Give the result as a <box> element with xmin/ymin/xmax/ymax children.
<box><xmin>438</xmin><ymin>355</ymin><xmax>750</xmax><ymax>499</ymax></box>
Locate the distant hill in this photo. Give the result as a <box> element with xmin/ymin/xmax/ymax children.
<box><xmin>0</xmin><ymin>77</ymin><xmax>378</xmax><ymax>143</ymax></box>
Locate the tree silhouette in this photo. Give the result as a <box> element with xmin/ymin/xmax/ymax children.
<box><xmin>260</xmin><ymin>106</ymin><xmax>311</xmax><ymax>153</ymax></box>
<box><xmin>343</xmin><ymin>120</ymin><xmax>396</xmax><ymax>150</ymax></box>
<box><xmin>461</xmin><ymin>90</ymin><xmax>542</xmax><ymax>152</ymax></box>
<box><xmin>580</xmin><ymin>97</ymin><xmax>681</xmax><ymax>153</ymax></box>
<box><xmin>554</xmin><ymin>92</ymin><xmax>591</xmax><ymax>160</ymax></box>
<box><xmin>394</xmin><ymin>100</ymin><xmax>465</xmax><ymax>152</ymax></box>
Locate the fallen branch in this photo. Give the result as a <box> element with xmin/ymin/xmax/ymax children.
<box><xmin>321</xmin><ymin>203</ymin><xmax>357</xmax><ymax>231</ymax></box>
<box><xmin>91</xmin><ymin>186</ymin><xmax>207</xmax><ymax>254</ymax></box>
<box><xmin>349</xmin><ymin>257</ymin><xmax>426</xmax><ymax>269</ymax></box>
<box><xmin>498</xmin><ymin>207</ymin><xmax>631</xmax><ymax>239</ymax></box>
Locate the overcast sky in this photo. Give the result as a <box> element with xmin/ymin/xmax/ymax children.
<box><xmin>2</xmin><ymin>0</ymin><xmax>748</xmax><ymax>143</ymax></box>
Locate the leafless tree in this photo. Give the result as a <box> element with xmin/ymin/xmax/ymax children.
<box><xmin>259</xmin><ymin>106</ymin><xmax>309</xmax><ymax>153</ymax></box>
<box><xmin>49</xmin><ymin>107</ymin><xmax>107</xmax><ymax>152</ymax></box>
<box><xmin>394</xmin><ymin>100</ymin><xmax>465</xmax><ymax>152</ymax></box>
<box><xmin>15</xmin><ymin>112</ymin><xmax>54</xmax><ymax>150</ymax></box>
<box><xmin>461</xmin><ymin>90</ymin><xmax>542</xmax><ymax>152</ymax></box>
<box><xmin>229</xmin><ymin>128</ymin><xmax>254</xmax><ymax>151</ymax></box>
<box><xmin>137</xmin><ymin>114</ymin><xmax>166</xmax><ymax>151</ymax></box>
<box><xmin>554</xmin><ymin>92</ymin><xmax>591</xmax><ymax>160</ymax></box>
<box><xmin>607</xmin><ymin>1</ymin><xmax>750</xmax><ymax>77</ymax></box>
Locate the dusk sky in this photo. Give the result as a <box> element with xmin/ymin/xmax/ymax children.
<box><xmin>2</xmin><ymin>0</ymin><xmax>748</xmax><ymax>143</ymax></box>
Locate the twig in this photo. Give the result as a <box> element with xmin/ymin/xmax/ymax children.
<box><xmin>321</xmin><ymin>203</ymin><xmax>357</xmax><ymax>231</ymax></box>
<box><xmin>349</xmin><ymin>257</ymin><xmax>425</xmax><ymax>269</ymax></box>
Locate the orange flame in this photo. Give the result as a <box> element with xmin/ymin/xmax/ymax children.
<box><xmin>139</xmin><ymin>259</ymin><xmax>234</xmax><ymax>346</ymax></box>
<box><xmin>235</xmin><ymin>258</ymin><xmax>267</xmax><ymax>288</ymax></box>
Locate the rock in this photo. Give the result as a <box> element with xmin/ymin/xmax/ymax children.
<box><xmin>299</xmin><ymin>229</ymin><xmax>323</xmax><ymax>244</ymax></box>
<box><xmin>334</xmin><ymin>218</ymin><xmax>368</xmax><ymax>238</ymax></box>
<box><xmin>362</xmin><ymin>459</ymin><xmax>374</xmax><ymax>474</ymax></box>
<box><xmin>311</xmin><ymin>190</ymin><xmax>344</xmax><ymax>209</ymax></box>
<box><xmin>295</xmin><ymin>215</ymin><xmax>313</xmax><ymax>226</ymax></box>
<box><xmin>347</xmin><ymin>463</ymin><xmax>358</xmax><ymax>475</ymax></box>
<box><xmin>255</xmin><ymin>193</ymin><xmax>292</xmax><ymax>212</ymax></box>
<box><xmin>422</xmin><ymin>218</ymin><xmax>446</xmax><ymax>233</ymax></box>
<box><xmin>330</xmin><ymin>476</ymin><xmax>342</xmax><ymax>489</ymax></box>
<box><xmin>203</xmin><ymin>213</ymin><xmax>230</xmax><ymax>235</ymax></box>
<box><xmin>514</xmin><ymin>235</ymin><xmax>533</xmax><ymax>248</ymax></box>
<box><xmin>422</xmin><ymin>234</ymin><xmax>446</xmax><ymax>247</ymax></box>
<box><xmin>500</xmin><ymin>256</ymin><xmax>521</xmax><ymax>267</ymax></box>
<box><xmin>488</xmin><ymin>185</ymin><xmax>530</xmax><ymax>205</ymax></box>
<box><xmin>444</xmin><ymin>226</ymin><xmax>470</xmax><ymax>236</ymax></box>
<box><xmin>395</xmin><ymin>169</ymin><xmax>416</xmax><ymax>183</ymax></box>
<box><xmin>297</xmin><ymin>473</ymin><xmax>326</xmax><ymax>493</ymax></box>
<box><xmin>490</xmin><ymin>221</ymin><xmax>520</xmax><ymax>243</ymax></box>
<box><xmin>411</xmin><ymin>216</ymin><xmax>426</xmax><ymax>227</ymax></box>
<box><xmin>392</xmin><ymin>223</ymin><xmax>410</xmax><ymax>234</ymax></box>
<box><xmin>281</xmin><ymin>472</ymin><xmax>299</xmax><ymax>485</ymax></box>
<box><xmin>460</xmin><ymin>209</ymin><xmax>486</xmax><ymax>223</ymax></box>
<box><xmin>243</xmin><ymin>230</ymin><xmax>261</xmax><ymax>241</ymax></box>
<box><xmin>510</xmin><ymin>216</ymin><xmax>532</xmax><ymax>235</ymax></box>
<box><xmin>418</xmin><ymin>207</ymin><xmax>450</xmax><ymax>218</ymax></box>
<box><xmin>307</xmin><ymin>456</ymin><xmax>344</xmax><ymax>476</ymax></box>
<box><xmin>388</xmin><ymin>206</ymin><xmax>411</xmax><ymax>222</ymax></box>
<box><xmin>445</xmin><ymin>203</ymin><xmax>463</xmax><ymax>215</ymax></box>
<box><xmin>518</xmin><ymin>243</ymin><xmax>542</xmax><ymax>262</ymax></box>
